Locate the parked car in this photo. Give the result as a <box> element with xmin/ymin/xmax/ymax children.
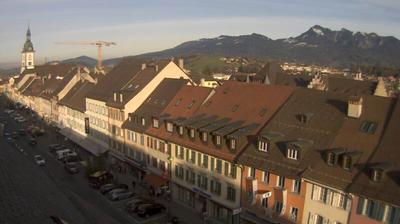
<box><xmin>64</xmin><ymin>162</ymin><xmax>79</xmax><ymax>174</ymax></box>
<box><xmin>49</xmin><ymin>145</ymin><xmax>66</xmax><ymax>154</ymax></box>
<box><xmin>60</xmin><ymin>152</ymin><xmax>79</xmax><ymax>163</ymax></box>
<box><xmin>106</xmin><ymin>188</ymin><xmax>127</xmax><ymax>197</ymax></box>
<box><xmin>4</xmin><ymin>132</ymin><xmax>10</xmax><ymax>137</ymax></box>
<box><xmin>34</xmin><ymin>155</ymin><xmax>45</xmax><ymax>166</ymax></box>
<box><xmin>62</xmin><ymin>154</ymin><xmax>81</xmax><ymax>163</ymax></box>
<box><xmin>100</xmin><ymin>183</ymin><xmax>128</xmax><ymax>195</ymax></box>
<box><xmin>88</xmin><ymin>171</ymin><xmax>114</xmax><ymax>188</ymax></box>
<box><xmin>108</xmin><ymin>191</ymin><xmax>135</xmax><ymax>201</ymax></box>
<box><xmin>29</xmin><ymin>137</ymin><xmax>37</xmax><ymax>146</ymax></box>
<box><xmin>56</xmin><ymin>149</ymin><xmax>72</xmax><ymax>160</ymax></box>
<box><xmin>125</xmin><ymin>198</ymin><xmax>154</xmax><ymax>212</ymax></box>
<box><xmin>11</xmin><ymin>131</ymin><xmax>18</xmax><ymax>139</ymax></box>
<box><xmin>136</xmin><ymin>203</ymin><xmax>166</xmax><ymax>217</ymax></box>
<box><xmin>19</xmin><ymin>129</ymin><xmax>26</xmax><ymax>136</ymax></box>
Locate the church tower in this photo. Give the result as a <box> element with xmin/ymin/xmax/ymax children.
<box><xmin>21</xmin><ymin>26</ymin><xmax>35</xmax><ymax>73</ymax></box>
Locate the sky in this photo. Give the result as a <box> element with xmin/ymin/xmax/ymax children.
<box><xmin>0</xmin><ymin>0</ymin><xmax>400</xmax><ymax>68</ymax></box>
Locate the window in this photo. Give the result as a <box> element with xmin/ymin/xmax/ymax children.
<box><xmin>230</xmin><ymin>165</ymin><xmax>237</xmax><ymax>179</ymax></box>
<box><xmin>262</xmin><ymin>171</ymin><xmax>270</xmax><ymax>183</ymax></box>
<box><xmin>210</xmin><ymin>180</ymin><xmax>221</xmax><ymax>195</ymax></box>
<box><xmin>290</xmin><ymin>207</ymin><xmax>298</xmax><ymax>222</ymax></box>
<box><xmin>371</xmin><ymin>169</ymin><xmax>383</xmax><ymax>182</ymax></box>
<box><xmin>189</xmin><ymin>129</ymin><xmax>195</xmax><ymax>139</ymax></box>
<box><xmin>175</xmin><ymin>165</ymin><xmax>184</xmax><ymax>179</ymax></box>
<box><xmin>166</xmin><ymin>122</ymin><xmax>173</xmax><ymax>132</ymax></box>
<box><xmin>210</xmin><ymin>157</ymin><xmax>215</xmax><ymax>171</ymax></box>
<box><xmin>202</xmin><ymin>132</ymin><xmax>208</xmax><ymax>142</ymax></box>
<box><xmin>261</xmin><ymin>197</ymin><xmax>268</xmax><ymax>208</ymax></box>
<box><xmin>141</xmin><ymin>118</ymin><xmax>146</xmax><ymax>126</ymax></box>
<box><xmin>312</xmin><ymin>185</ymin><xmax>328</xmax><ymax>203</ymax></box>
<box><xmin>332</xmin><ymin>192</ymin><xmax>348</xmax><ymax>209</ymax></box>
<box><xmin>154</xmin><ymin>119</ymin><xmax>160</xmax><ymax>128</ymax></box>
<box><xmin>258</xmin><ymin>140</ymin><xmax>268</xmax><ymax>152</ymax></box>
<box><xmin>202</xmin><ymin>155</ymin><xmax>208</xmax><ymax>169</ymax></box>
<box><xmin>247</xmin><ymin>167</ymin><xmax>256</xmax><ymax>179</ymax></box>
<box><xmin>292</xmin><ymin>179</ymin><xmax>301</xmax><ymax>193</ymax></box>
<box><xmin>360</xmin><ymin>121</ymin><xmax>378</xmax><ymax>134</ymax></box>
<box><xmin>357</xmin><ymin>197</ymin><xmax>388</xmax><ymax>222</ymax></box>
<box><xmin>215</xmin><ymin>135</ymin><xmax>221</xmax><ymax>146</ymax></box>
<box><xmin>188</xmin><ymin>170</ymin><xmax>196</xmax><ymax>184</ymax></box>
<box><xmin>178</xmin><ymin>126</ymin><xmax>184</xmax><ymax>136</ymax></box>
<box><xmin>248</xmin><ymin>167</ymin><xmax>256</xmax><ymax>179</ymax></box>
<box><xmin>326</xmin><ymin>152</ymin><xmax>335</xmax><ymax>166</ymax></box>
<box><xmin>287</xmin><ymin>148</ymin><xmax>299</xmax><ymax>160</ymax></box>
<box><xmin>176</xmin><ymin>146</ymin><xmax>184</xmax><ymax>159</ymax></box>
<box><xmin>342</xmin><ymin>155</ymin><xmax>352</xmax><ymax>170</ymax></box>
<box><xmin>276</xmin><ymin>176</ymin><xmax>285</xmax><ymax>188</ymax></box>
<box><xmin>230</xmin><ymin>139</ymin><xmax>236</xmax><ymax>150</ymax></box>
<box><xmin>224</xmin><ymin>162</ymin><xmax>229</xmax><ymax>176</ymax></box>
<box><xmin>227</xmin><ymin>186</ymin><xmax>236</xmax><ymax>202</ymax></box>
<box><xmin>198</xmin><ymin>174</ymin><xmax>208</xmax><ymax>190</ymax></box>
<box><xmin>190</xmin><ymin>150</ymin><xmax>196</xmax><ymax>164</ymax></box>
<box><xmin>175</xmin><ymin>98</ymin><xmax>182</xmax><ymax>106</ymax></box>
<box><xmin>216</xmin><ymin>159</ymin><xmax>222</xmax><ymax>174</ymax></box>
<box><xmin>274</xmin><ymin>201</ymin><xmax>283</xmax><ymax>214</ymax></box>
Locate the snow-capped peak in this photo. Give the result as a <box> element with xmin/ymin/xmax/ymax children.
<box><xmin>312</xmin><ymin>27</ymin><xmax>324</xmax><ymax>36</ymax></box>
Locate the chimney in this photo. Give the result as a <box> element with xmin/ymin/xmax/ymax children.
<box><xmin>155</xmin><ymin>65</ymin><xmax>159</xmax><ymax>72</ymax></box>
<box><xmin>141</xmin><ymin>63</ymin><xmax>146</xmax><ymax>70</ymax></box>
<box><xmin>178</xmin><ymin>58</ymin><xmax>184</xmax><ymax>69</ymax></box>
<box><xmin>348</xmin><ymin>96</ymin><xmax>363</xmax><ymax>118</ymax></box>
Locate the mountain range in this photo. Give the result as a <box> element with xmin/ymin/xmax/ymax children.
<box><xmin>136</xmin><ymin>25</ymin><xmax>400</xmax><ymax>68</ymax></box>
<box><xmin>2</xmin><ymin>25</ymin><xmax>400</xmax><ymax>76</ymax></box>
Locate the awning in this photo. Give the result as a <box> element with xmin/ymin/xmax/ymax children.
<box><xmin>144</xmin><ymin>173</ymin><xmax>168</xmax><ymax>188</ymax></box>
<box><xmin>59</xmin><ymin>128</ymin><xmax>109</xmax><ymax>156</ymax></box>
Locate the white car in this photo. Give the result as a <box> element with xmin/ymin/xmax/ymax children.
<box><xmin>34</xmin><ymin>155</ymin><xmax>46</xmax><ymax>166</ymax></box>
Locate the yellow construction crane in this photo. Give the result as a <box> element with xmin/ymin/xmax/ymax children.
<box><xmin>55</xmin><ymin>41</ymin><xmax>116</xmax><ymax>69</ymax></box>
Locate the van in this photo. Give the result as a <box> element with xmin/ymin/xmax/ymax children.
<box><xmin>56</xmin><ymin>149</ymin><xmax>71</xmax><ymax>160</ymax></box>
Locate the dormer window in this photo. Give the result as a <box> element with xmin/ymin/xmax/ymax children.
<box><xmin>287</xmin><ymin>148</ymin><xmax>299</xmax><ymax>160</ymax></box>
<box><xmin>326</xmin><ymin>152</ymin><xmax>335</xmax><ymax>166</ymax></box>
<box><xmin>141</xmin><ymin>118</ymin><xmax>146</xmax><ymax>126</ymax></box>
<box><xmin>189</xmin><ymin>129</ymin><xmax>195</xmax><ymax>139</ymax></box>
<box><xmin>166</xmin><ymin>122</ymin><xmax>173</xmax><ymax>132</ymax></box>
<box><xmin>153</xmin><ymin>118</ymin><xmax>159</xmax><ymax>128</ymax></box>
<box><xmin>202</xmin><ymin>132</ymin><xmax>208</xmax><ymax>142</ymax></box>
<box><xmin>178</xmin><ymin>126</ymin><xmax>184</xmax><ymax>136</ymax></box>
<box><xmin>258</xmin><ymin>140</ymin><xmax>268</xmax><ymax>152</ymax></box>
<box><xmin>230</xmin><ymin>139</ymin><xmax>236</xmax><ymax>150</ymax></box>
<box><xmin>371</xmin><ymin>169</ymin><xmax>383</xmax><ymax>182</ymax></box>
<box><xmin>215</xmin><ymin>135</ymin><xmax>221</xmax><ymax>146</ymax></box>
<box><xmin>342</xmin><ymin>155</ymin><xmax>352</xmax><ymax>170</ymax></box>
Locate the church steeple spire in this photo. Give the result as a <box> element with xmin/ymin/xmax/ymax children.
<box><xmin>21</xmin><ymin>25</ymin><xmax>35</xmax><ymax>73</ymax></box>
<box><xmin>26</xmin><ymin>25</ymin><xmax>31</xmax><ymax>40</ymax></box>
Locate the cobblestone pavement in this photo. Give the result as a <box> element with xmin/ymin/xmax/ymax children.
<box><xmin>0</xmin><ymin>104</ymin><xmax>138</xmax><ymax>224</ymax></box>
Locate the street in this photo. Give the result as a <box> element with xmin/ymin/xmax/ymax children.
<box><xmin>0</xmin><ymin>103</ymin><xmax>138</xmax><ymax>224</ymax></box>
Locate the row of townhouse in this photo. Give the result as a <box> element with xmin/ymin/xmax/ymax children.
<box><xmin>116</xmin><ymin>80</ymin><xmax>400</xmax><ymax>224</ymax></box>
<box><xmin>6</xmin><ymin>27</ymin><xmax>400</xmax><ymax>224</ymax></box>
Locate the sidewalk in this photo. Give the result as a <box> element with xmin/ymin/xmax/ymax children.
<box><xmin>113</xmin><ymin>171</ymin><xmax>211</xmax><ymax>224</ymax></box>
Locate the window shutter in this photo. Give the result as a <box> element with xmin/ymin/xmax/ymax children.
<box><xmin>175</xmin><ymin>145</ymin><xmax>178</xmax><ymax>158</ymax></box>
<box><xmin>357</xmin><ymin>197</ymin><xmax>365</xmax><ymax>214</ymax></box>
<box><xmin>224</xmin><ymin>162</ymin><xmax>229</xmax><ymax>176</ymax></box>
<box><xmin>231</xmin><ymin>165</ymin><xmax>237</xmax><ymax>179</ymax></box>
